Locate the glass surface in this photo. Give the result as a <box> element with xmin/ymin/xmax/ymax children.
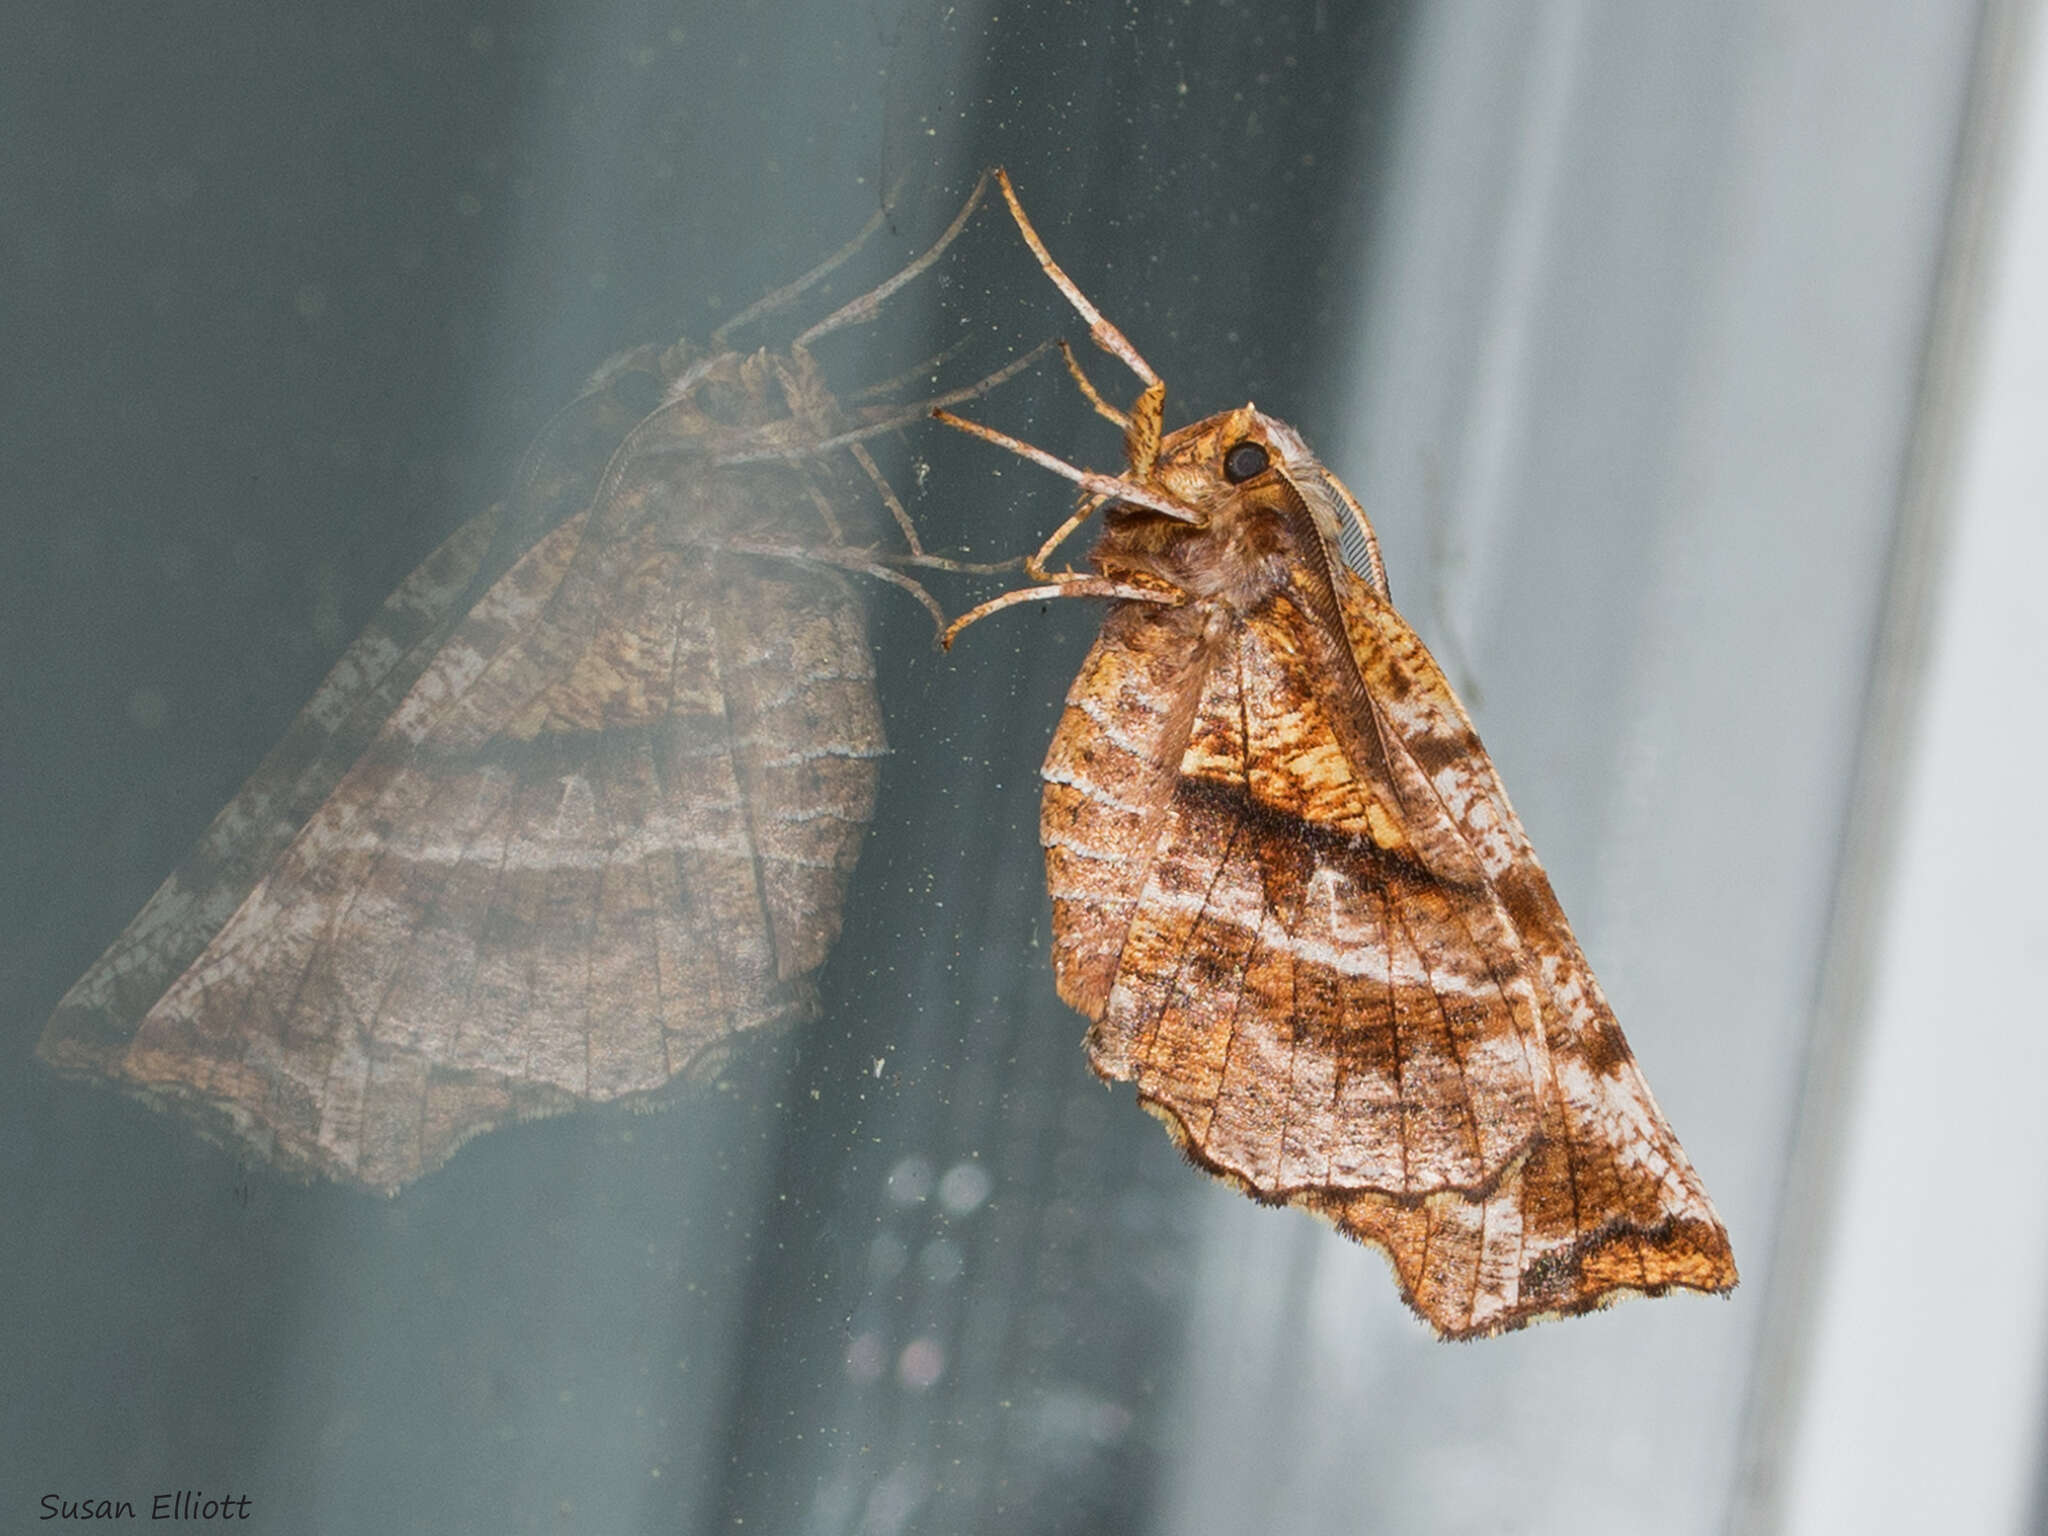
<box><xmin>0</xmin><ymin>2</ymin><xmax>2009</xmax><ymax>1532</ymax></box>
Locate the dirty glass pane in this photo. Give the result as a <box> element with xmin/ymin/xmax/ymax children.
<box><xmin>0</xmin><ymin>2</ymin><xmax>2005</xmax><ymax>1533</ymax></box>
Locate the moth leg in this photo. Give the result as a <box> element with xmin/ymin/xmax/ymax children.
<box><xmin>794</xmin><ymin>170</ymin><xmax>993</xmax><ymax>348</ymax></box>
<box><xmin>992</xmin><ymin>168</ymin><xmax>1161</xmax><ymax>392</ymax></box>
<box><xmin>940</xmin><ymin>575</ymin><xmax>1177</xmax><ymax>649</ymax></box>
<box><xmin>900</xmin><ymin>554</ymin><xmax>1025</xmax><ymax>578</ymax></box>
<box><xmin>991</xmin><ymin>169</ymin><xmax>1167</xmax><ymax>472</ymax></box>
<box><xmin>843</xmin><ymin>339</ymin><xmax>1054</xmax><ymax>436</ymax></box>
<box><xmin>711</xmin><ymin>205</ymin><xmax>890</xmax><ymax>346</ymax></box>
<box><xmin>1122</xmin><ymin>379</ymin><xmax>1165</xmax><ymax>478</ymax></box>
<box><xmin>930</xmin><ymin>408</ymin><xmax>1195</xmax><ymax>523</ymax></box>
<box><xmin>821</xmin><ymin>558</ymin><xmax>946</xmax><ymax>634</ymax></box>
<box><xmin>714</xmin><ymin>342</ymin><xmax>1053</xmax><ymax>467</ymax></box>
<box><xmin>1026</xmin><ymin>492</ymin><xmax>1109</xmax><ymax>581</ymax></box>
<box><xmin>719</xmin><ymin>537</ymin><xmax>951</xmax><ymax>634</ymax></box>
<box><xmin>1057</xmin><ymin>340</ymin><xmax>1130</xmax><ymax>429</ymax></box>
<box><xmin>784</xmin><ymin>453</ymin><xmax>1017</xmax><ymax>581</ymax></box>
<box><xmin>850</xmin><ymin>336</ymin><xmax>975</xmax><ymax>404</ymax></box>
<box><xmin>848</xmin><ymin>441</ymin><xmax>926</xmax><ymax>555</ymax></box>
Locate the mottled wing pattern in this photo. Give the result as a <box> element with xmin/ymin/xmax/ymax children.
<box><xmin>1045</xmin><ymin>594</ymin><xmax>1547</xmax><ymax>1204</ymax></box>
<box><xmin>1042</xmin><ymin>569</ymin><xmax>1734</xmax><ymax>1336</ymax></box>
<box><xmin>1040</xmin><ymin>602</ymin><xmax>1195</xmax><ymax>1016</ymax></box>
<box><xmin>42</xmin><ymin>400</ymin><xmax>883</xmax><ymax>1193</ymax></box>
<box><xmin>39</xmin><ymin>373</ymin><xmax>638</xmax><ymax>1085</ymax></box>
<box><xmin>1308</xmin><ymin>576</ymin><xmax>1735</xmax><ymax>1335</ymax></box>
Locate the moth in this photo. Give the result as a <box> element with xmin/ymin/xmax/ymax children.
<box><xmin>40</xmin><ymin>180</ymin><xmax>1025</xmax><ymax>1194</ymax></box>
<box><xmin>940</xmin><ymin>170</ymin><xmax>1737</xmax><ymax>1338</ymax></box>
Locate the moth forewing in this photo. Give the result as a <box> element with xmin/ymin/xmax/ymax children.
<box><xmin>943</xmin><ymin>171</ymin><xmax>1736</xmax><ymax>1338</ymax></box>
<box><xmin>41</xmin><ymin>190</ymin><xmax>1007</xmax><ymax>1194</ymax></box>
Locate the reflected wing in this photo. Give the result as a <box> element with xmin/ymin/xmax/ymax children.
<box><xmin>1041</xmin><ymin>595</ymin><xmax>1547</xmax><ymax>1202</ymax></box>
<box><xmin>41</xmin><ymin>417</ymin><xmax>883</xmax><ymax>1193</ymax></box>
<box><xmin>40</xmin><ymin>366</ymin><xmax>649</xmax><ymax>1084</ymax></box>
<box><xmin>40</xmin><ymin>503</ymin><xmax>502</xmax><ymax>1087</ymax></box>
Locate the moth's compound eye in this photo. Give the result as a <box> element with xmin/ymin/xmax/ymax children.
<box><xmin>1223</xmin><ymin>441</ymin><xmax>1270</xmax><ymax>484</ymax></box>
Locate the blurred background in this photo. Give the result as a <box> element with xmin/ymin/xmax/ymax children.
<box><xmin>4</xmin><ymin>1</ymin><xmax>2044</xmax><ymax>1531</ymax></box>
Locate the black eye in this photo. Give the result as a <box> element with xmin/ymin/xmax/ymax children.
<box><xmin>1223</xmin><ymin>441</ymin><xmax>1269</xmax><ymax>484</ymax></box>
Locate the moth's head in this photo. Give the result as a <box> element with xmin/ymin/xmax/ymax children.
<box><xmin>1140</xmin><ymin>404</ymin><xmax>1269</xmax><ymax>510</ymax></box>
<box><xmin>654</xmin><ymin>349</ymin><xmax>796</xmax><ymax>437</ymax></box>
<box><xmin>569</xmin><ymin>343</ymin><xmax>836</xmax><ymax>481</ymax></box>
<box><xmin>577</xmin><ymin>342</ymin><xmax>785</xmax><ymax>443</ymax></box>
<box><xmin>1113</xmin><ymin>405</ymin><xmax>1389</xmax><ymax>599</ymax></box>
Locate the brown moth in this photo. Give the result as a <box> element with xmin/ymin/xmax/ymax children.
<box><xmin>939</xmin><ymin>170</ymin><xmax>1736</xmax><ymax>1338</ymax></box>
<box><xmin>40</xmin><ymin>180</ymin><xmax>1025</xmax><ymax>1194</ymax></box>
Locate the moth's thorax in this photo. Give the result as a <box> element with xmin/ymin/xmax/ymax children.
<box><xmin>1092</xmin><ymin>499</ymin><xmax>1292</xmax><ymax>612</ymax></box>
